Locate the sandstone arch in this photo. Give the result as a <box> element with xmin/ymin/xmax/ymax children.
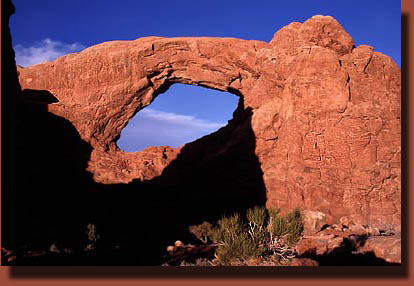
<box><xmin>17</xmin><ymin>15</ymin><xmax>401</xmax><ymax>232</ymax></box>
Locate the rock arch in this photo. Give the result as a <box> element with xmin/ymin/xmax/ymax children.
<box><xmin>17</xmin><ymin>15</ymin><xmax>401</xmax><ymax>232</ymax></box>
<box><xmin>18</xmin><ymin>37</ymin><xmax>261</xmax><ymax>147</ymax></box>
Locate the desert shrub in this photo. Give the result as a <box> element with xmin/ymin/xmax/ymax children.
<box><xmin>85</xmin><ymin>223</ymin><xmax>100</xmax><ymax>251</ymax></box>
<box><xmin>87</xmin><ymin>223</ymin><xmax>99</xmax><ymax>242</ymax></box>
<box><xmin>189</xmin><ymin>221</ymin><xmax>214</xmax><ymax>244</ymax></box>
<box><xmin>269</xmin><ymin>214</ymin><xmax>288</xmax><ymax>238</ymax></box>
<box><xmin>187</xmin><ymin>206</ymin><xmax>304</xmax><ymax>264</ymax></box>
<box><xmin>215</xmin><ymin>234</ymin><xmax>262</xmax><ymax>263</ymax></box>
<box><xmin>210</xmin><ymin>213</ymin><xmax>263</xmax><ymax>263</ymax></box>
<box><xmin>246</xmin><ymin>206</ymin><xmax>266</xmax><ymax>227</ymax></box>
<box><xmin>268</xmin><ymin>207</ymin><xmax>303</xmax><ymax>246</ymax></box>
<box><xmin>246</xmin><ymin>206</ymin><xmax>268</xmax><ymax>249</ymax></box>
<box><xmin>209</xmin><ymin>213</ymin><xmax>243</xmax><ymax>244</ymax></box>
<box><xmin>284</xmin><ymin>208</ymin><xmax>304</xmax><ymax>245</ymax></box>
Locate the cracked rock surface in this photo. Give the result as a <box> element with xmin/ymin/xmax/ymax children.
<box><xmin>18</xmin><ymin>15</ymin><xmax>401</xmax><ymax>233</ymax></box>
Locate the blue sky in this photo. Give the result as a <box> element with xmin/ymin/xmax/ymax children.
<box><xmin>10</xmin><ymin>0</ymin><xmax>401</xmax><ymax>151</ymax></box>
<box><xmin>117</xmin><ymin>85</ymin><xmax>238</xmax><ymax>151</ymax></box>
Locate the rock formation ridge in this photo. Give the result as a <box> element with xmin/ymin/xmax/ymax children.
<box><xmin>17</xmin><ymin>15</ymin><xmax>401</xmax><ymax>237</ymax></box>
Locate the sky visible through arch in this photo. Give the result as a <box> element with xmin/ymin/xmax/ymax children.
<box><xmin>117</xmin><ymin>84</ymin><xmax>239</xmax><ymax>151</ymax></box>
<box><xmin>10</xmin><ymin>0</ymin><xmax>401</xmax><ymax>150</ymax></box>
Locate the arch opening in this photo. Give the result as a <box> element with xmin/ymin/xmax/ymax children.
<box><xmin>117</xmin><ymin>83</ymin><xmax>239</xmax><ymax>152</ymax></box>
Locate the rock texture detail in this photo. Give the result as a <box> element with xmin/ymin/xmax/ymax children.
<box><xmin>17</xmin><ymin>15</ymin><xmax>401</xmax><ymax>233</ymax></box>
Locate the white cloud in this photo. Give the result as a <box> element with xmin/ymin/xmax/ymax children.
<box><xmin>14</xmin><ymin>38</ymin><xmax>85</xmax><ymax>67</ymax></box>
<box><xmin>118</xmin><ymin>108</ymin><xmax>227</xmax><ymax>152</ymax></box>
<box><xmin>139</xmin><ymin>108</ymin><xmax>224</xmax><ymax>131</ymax></box>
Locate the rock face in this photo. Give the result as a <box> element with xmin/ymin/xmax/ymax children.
<box><xmin>17</xmin><ymin>16</ymin><xmax>401</xmax><ymax>234</ymax></box>
<box><xmin>296</xmin><ymin>228</ymin><xmax>401</xmax><ymax>265</ymax></box>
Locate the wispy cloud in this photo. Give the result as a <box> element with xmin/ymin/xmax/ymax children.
<box><xmin>14</xmin><ymin>38</ymin><xmax>85</xmax><ymax>67</ymax></box>
<box><xmin>118</xmin><ymin>108</ymin><xmax>226</xmax><ymax>152</ymax></box>
<box><xmin>139</xmin><ymin>108</ymin><xmax>224</xmax><ymax>131</ymax></box>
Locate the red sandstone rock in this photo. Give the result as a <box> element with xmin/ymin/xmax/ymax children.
<box><xmin>296</xmin><ymin>229</ymin><xmax>401</xmax><ymax>264</ymax></box>
<box><xmin>290</xmin><ymin>257</ymin><xmax>319</xmax><ymax>266</ymax></box>
<box><xmin>17</xmin><ymin>16</ymin><xmax>401</xmax><ymax>241</ymax></box>
<box><xmin>296</xmin><ymin>235</ymin><xmax>345</xmax><ymax>257</ymax></box>
<box><xmin>302</xmin><ymin>209</ymin><xmax>327</xmax><ymax>235</ymax></box>
<box><xmin>358</xmin><ymin>233</ymin><xmax>401</xmax><ymax>264</ymax></box>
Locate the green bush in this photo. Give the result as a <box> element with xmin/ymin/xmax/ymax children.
<box><xmin>210</xmin><ymin>213</ymin><xmax>263</xmax><ymax>263</ymax></box>
<box><xmin>246</xmin><ymin>206</ymin><xmax>266</xmax><ymax>228</ymax></box>
<box><xmin>85</xmin><ymin>223</ymin><xmax>100</xmax><ymax>251</ymax></box>
<box><xmin>268</xmin><ymin>207</ymin><xmax>303</xmax><ymax>246</ymax></box>
<box><xmin>285</xmin><ymin>208</ymin><xmax>304</xmax><ymax>245</ymax></box>
<box><xmin>246</xmin><ymin>206</ymin><xmax>267</xmax><ymax>249</ymax></box>
<box><xmin>269</xmin><ymin>214</ymin><xmax>288</xmax><ymax>238</ymax></box>
<box><xmin>87</xmin><ymin>223</ymin><xmax>100</xmax><ymax>243</ymax></box>
<box><xmin>188</xmin><ymin>221</ymin><xmax>214</xmax><ymax>244</ymax></box>
<box><xmin>188</xmin><ymin>206</ymin><xmax>304</xmax><ymax>264</ymax></box>
<box><xmin>210</xmin><ymin>213</ymin><xmax>243</xmax><ymax>244</ymax></box>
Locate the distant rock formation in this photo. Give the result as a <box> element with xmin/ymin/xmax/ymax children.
<box><xmin>17</xmin><ymin>15</ymin><xmax>401</xmax><ymax>235</ymax></box>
